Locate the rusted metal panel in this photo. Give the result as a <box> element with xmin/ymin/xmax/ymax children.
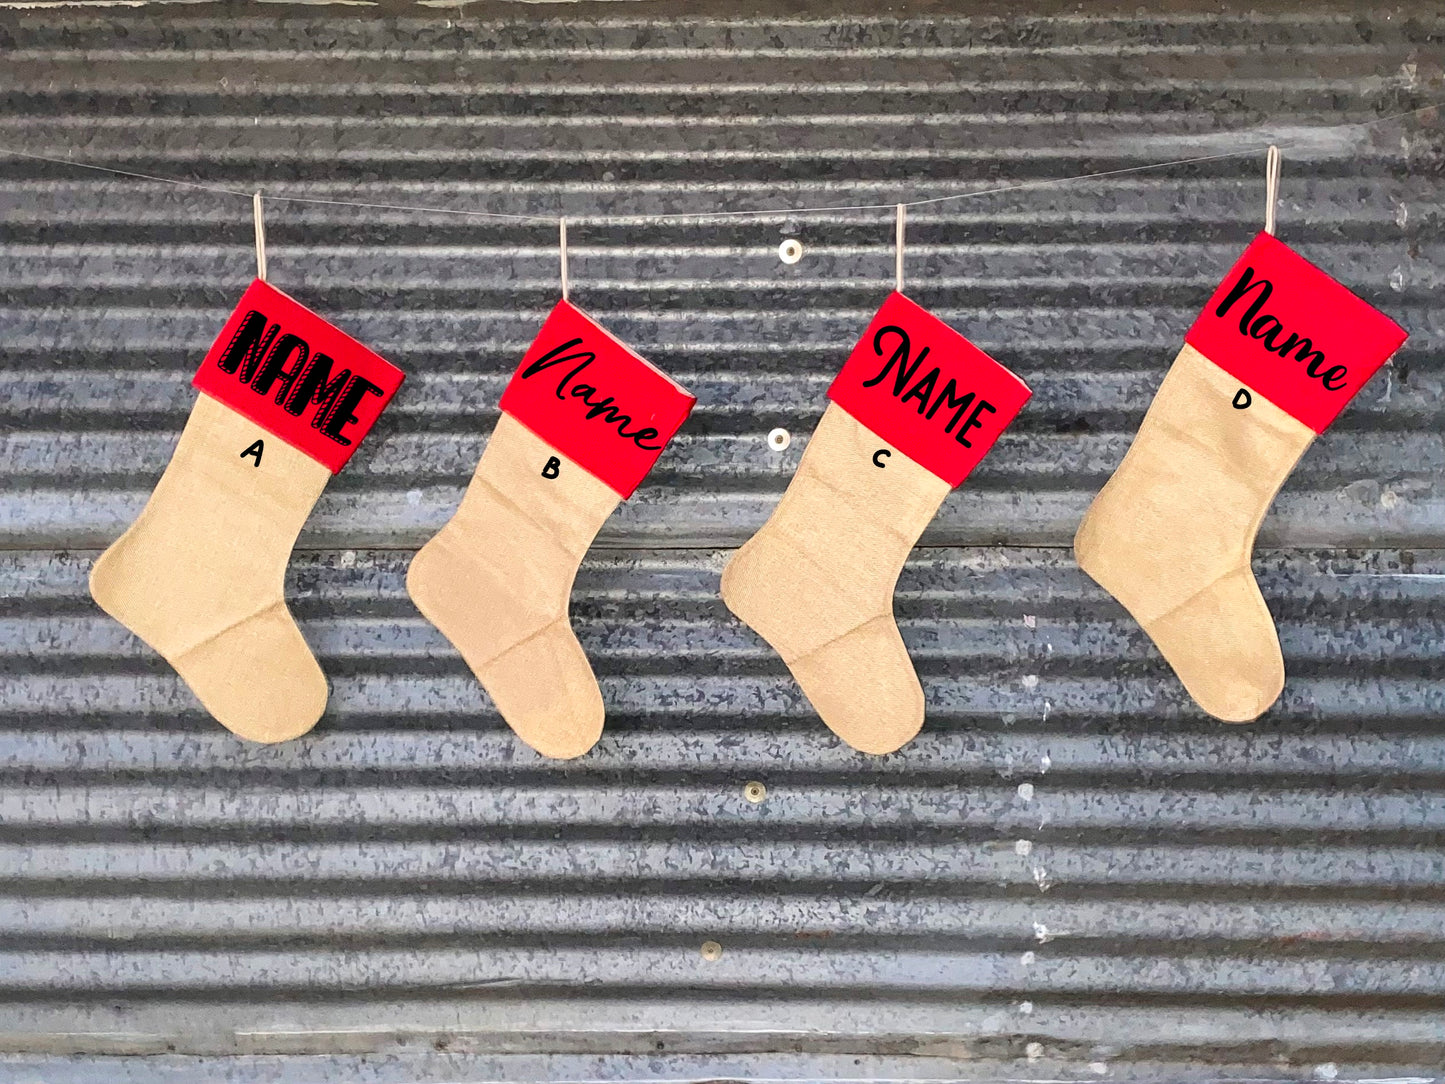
<box><xmin>0</xmin><ymin>4</ymin><xmax>1443</xmax><ymax>1079</ymax></box>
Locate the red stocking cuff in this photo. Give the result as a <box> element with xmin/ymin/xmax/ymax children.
<box><xmin>499</xmin><ymin>300</ymin><xmax>697</xmax><ymax>499</ymax></box>
<box><xmin>192</xmin><ymin>279</ymin><xmax>406</xmax><ymax>473</ymax></box>
<box><xmin>1185</xmin><ymin>232</ymin><xmax>1408</xmax><ymax>433</ymax></box>
<box><xmin>827</xmin><ymin>292</ymin><xmax>1032</xmax><ymax>487</ymax></box>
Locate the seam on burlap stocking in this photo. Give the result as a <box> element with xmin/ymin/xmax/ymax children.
<box><xmin>722</xmin><ymin>406</ymin><xmax>949</xmax><ymax>753</ymax></box>
<box><xmin>407</xmin><ymin>414</ymin><xmax>620</xmax><ymax>759</ymax></box>
<box><xmin>1075</xmin><ymin>345</ymin><xmax>1312</xmax><ymax>721</ymax></box>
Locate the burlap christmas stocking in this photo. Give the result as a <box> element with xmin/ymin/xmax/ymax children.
<box><xmin>90</xmin><ymin>280</ymin><xmax>405</xmax><ymax>742</ymax></box>
<box><xmin>408</xmin><ymin>301</ymin><xmax>695</xmax><ymax>760</ymax></box>
<box><xmin>1075</xmin><ymin>232</ymin><xmax>1407</xmax><ymax>722</ymax></box>
<box><xmin>722</xmin><ymin>293</ymin><xmax>1032</xmax><ymax>754</ymax></box>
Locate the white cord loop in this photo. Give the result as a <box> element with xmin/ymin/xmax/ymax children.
<box><xmin>1264</xmin><ymin>145</ymin><xmax>1281</xmax><ymax>236</ymax></box>
<box><xmin>895</xmin><ymin>203</ymin><xmax>906</xmax><ymax>293</ymax></box>
<box><xmin>559</xmin><ymin>217</ymin><xmax>569</xmax><ymax>301</ymax></box>
<box><xmin>253</xmin><ymin>190</ymin><xmax>267</xmax><ymax>282</ymax></box>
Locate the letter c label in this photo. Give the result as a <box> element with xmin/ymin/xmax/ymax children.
<box><xmin>873</xmin><ymin>449</ymin><xmax>891</xmax><ymax>468</ymax></box>
<box><xmin>1232</xmin><ymin>388</ymin><xmax>1252</xmax><ymax>410</ymax></box>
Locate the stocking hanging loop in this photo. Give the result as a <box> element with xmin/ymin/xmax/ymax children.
<box><xmin>1264</xmin><ymin>145</ymin><xmax>1281</xmax><ymax>236</ymax></box>
<box><xmin>895</xmin><ymin>203</ymin><xmax>906</xmax><ymax>293</ymax></box>
<box><xmin>559</xmin><ymin>217</ymin><xmax>570</xmax><ymax>301</ymax></box>
<box><xmin>253</xmin><ymin>190</ymin><xmax>267</xmax><ymax>282</ymax></box>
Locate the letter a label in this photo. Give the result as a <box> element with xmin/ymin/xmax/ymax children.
<box><xmin>240</xmin><ymin>439</ymin><xmax>265</xmax><ymax>467</ymax></box>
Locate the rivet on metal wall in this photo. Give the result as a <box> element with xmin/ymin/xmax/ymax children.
<box><xmin>700</xmin><ymin>940</ymin><xmax>723</xmax><ymax>961</ymax></box>
<box><xmin>743</xmin><ymin>781</ymin><xmax>767</xmax><ymax>803</ymax></box>
<box><xmin>767</xmin><ymin>428</ymin><xmax>791</xmax><ymax>451</ymax></box>
<box><xmin>777</xmin><ymin>238</ymin><xmax>803</xmax><ymax>264</ymax></box>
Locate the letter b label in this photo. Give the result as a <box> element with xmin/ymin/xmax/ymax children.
<box><xmin>541</xmin><ymin>455</ymin><xmax>561</xmax><ymax>479</ymax></box>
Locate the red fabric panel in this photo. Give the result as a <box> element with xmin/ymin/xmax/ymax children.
<box><xmin>192</xmin><ymin>279</ymin><xmax>405</xmax><ymax>473</ymax></box>
<box><xmin>1185</xmin><ymin>232</ymin><xmax>1407</xmax><ymax>433</ymax></box>
<box><xmin>499</xmin><ymin>300</ymin><xmax>696</xmax><ymax>499</ymax></box>
<box><xmin>826</xmin><ymin>292</ymin><xmax>1032</xmax><ymax>487</ymax></box>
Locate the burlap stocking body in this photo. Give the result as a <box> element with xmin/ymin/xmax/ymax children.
<box><xmin>91</xmin><ymin>280</ymin><xmax>404</xmax><ymax>742</ymax></box>
<box><xmin>723</xmin><ymin>292</ymin><xmax>1032</xmax><ymax>754</ymax></box>
<box><xmin>1075</xmin><ymin>232</ymin><xmax>1407</xmax><ymax>721</ymax></box>
<box><xmin>408</xmin><ymin>300</ymin><xmax>694</xmax><ymax>759</ymax></box>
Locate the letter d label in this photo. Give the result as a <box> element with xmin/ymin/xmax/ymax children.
<box><xmin>239</xmin><ymin>439</ymin><xmax>265</xmax><ymax>467</ymax></box>
<box><xmin>1232</xmin><ymin>388</ymin><xmax>1252</xmax><ymax>410</ymax></box>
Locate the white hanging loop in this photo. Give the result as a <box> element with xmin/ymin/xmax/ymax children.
<box><xmin>559</xmin><ymin>217</ymin><xmax>570</xmax><ymax>301</ymax></box>
<box><xmin>895</xmin><ymin>203</ymin><xmax>906</xmax><ymax>293</ymax></box>
<box><xmin>1264</xmin><ymin>145</ymin><xmax>1281</xmax><ymax>237</ymax></box>
<box><xmin>253</xmin><ymin>190</ymin><xmax>267</xmax><ymax>282</ymax></box>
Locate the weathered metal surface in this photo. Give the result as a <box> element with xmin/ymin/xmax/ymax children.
<box><xmin>1</xmin><ymin>4</ymin><xmax>1444</xmax><ymax>1080</ymax></box>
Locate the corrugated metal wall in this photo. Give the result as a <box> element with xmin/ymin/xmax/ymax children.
<box><xmin>1</xmin><ymin>4</ymin><xmax>1444</xmax><ymax>1080</ymax></box>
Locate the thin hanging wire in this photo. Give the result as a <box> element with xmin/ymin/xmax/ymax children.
<box><xmin>252</xmin><ymin>190</ymin><xmax>267</xmax><ymax>282</ymax></box>
<box><xmin>895</xmin><ymin>203</ymin><xmax>906</xmax><ymax>293</ymax></box>
<box><xmin>1264</xmin><ymin>144</ymin><xmax>1282</xmax><ymax>236</ymax></box>
<box><xmin>0</xmin><ymin>100</ymin><xmax>1436</xmax><ymax>226</ymax></box>
<box><xmin>559</xmin><ymin>217</ymin><xmax>569</xmax><ymax>301</ymax></box>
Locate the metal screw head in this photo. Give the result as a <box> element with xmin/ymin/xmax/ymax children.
<box><xmin>743</xmin><ymin>781</ymin><xmax>767</xmax><ymax>804</ymax></box>
<box><xmin>700</xmin><ymin>940</ymin><xmax>723</xmax><ymax>961</ymax></box>
<box><xmin>767</xmin><ymin>428</ymin><xmax>791</xmax><ymax>451</ymax></box>
<box><xmin>777</xmin><ymin>238</ymin><xmax>803</xmax><ymax>264</ymax></box>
